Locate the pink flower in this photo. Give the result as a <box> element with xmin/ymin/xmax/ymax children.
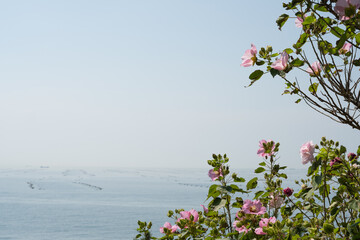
<box><xmin>178</xmin><ymin>209</ymin><xmax>199</xmax><ymax>222</ymax></box>
<box><xmin>241</xmin><ymin>44</ymin><xmax>257</xmax><ymax>67</ymax></box>
<box><xmin>255</xmin><ymin>227</ymin><xmax>266</xmax><ymax>235</ymax></box>
<box><xmin>271</xmin><ymin>52</ymin><xmax>289</xmax><ymax>71</ymax></box>
<box><xmin>330</xmin><ymin>157</ymin><xmax>342</xmax><ymax>167</ymax></box>
<box><xmin>255</xmin><ymin>217</ymin><xmax>276</xmax><ymax>235</ymax></box>
<box><xmin>200</xmin><ymin>204</ymin><xmax>208</xmax><ymax>213</ymax></box>
<box><xmin>232</xmin><ymin>221</ymin><xmax>250</xmax><ymax>233</ymax></box>
<box><xmin>335</xmin><ymin>0</ymin><xmax>360</xmax><ymax>20</ymax></box>
<box><xmin>306</xmin><ymin>61</ymin><xmax>322</xmax><ymax>76</ymax></box>
<box><xmin>300</xmin><ymin>141</ymin><xmax>316</xmax><ymax>164</ymax></box>
<box><xmin>259</xmin><ymin>217</ymin><xmax>276</xmax><ymax>227</ymax></box>
<box><xmin>160</xmin><ymin>222</ymin><xmax>179</xmax><ymax>234</ymax></box>
<box><xmin>339</xmin><ymin>42</ymin><xmax>352</xmax><ymax>54</ymax></box>
<box><xmin>269</xmin><ymin>193</ymin><xmax>284</xmax><ymax>209</ymax></box>
<box><xmin>257</xmin><ymin>139</ymin><xmax>275</xmax><ymax>158</ymax></box>
<box><xmin>348</xmin><ymin>152</ymin><xmax>358</xmax><ymax>160</ymax></box>
<box><xmin>295</xmin><ymin>14</ymin><xmax>307</xmax><ymax>28</ymax></box>
<box><xmin>208</xmin><ymin>168</ymin><xmax>223</xmax><ymax>181</ymax></box>
<box><xmin>242</xmin><ymin>199</ymin><xmax>266</xmax><ymax>215</ymax></box>
<box><xmin>283</xmin><ymin>187</ymin><xmax>294</xmax><ymax>197</ymax></box>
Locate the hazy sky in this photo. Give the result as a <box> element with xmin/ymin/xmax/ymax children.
<box><xmin>0</xmin><ymin>0</ymin><xmax>359</xmax><ymax>169</ymax></box>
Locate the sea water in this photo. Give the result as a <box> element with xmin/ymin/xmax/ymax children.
<box><xmin>0</xmin><ymin>167</ymin><xmax>306</xmax><ymax>239</ymax></box>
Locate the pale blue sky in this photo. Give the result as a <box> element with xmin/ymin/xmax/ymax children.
<box><xmin>0</xmin><ymin>0</ymin><xmax>358</xmax><ymax>169</ymax></box>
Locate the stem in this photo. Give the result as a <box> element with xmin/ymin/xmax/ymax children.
<box><xmin>221</xmin><ymin>177</ymin><xmax>233</xmax><ymax>236</ymax></box>
<box><xmin>323</xmin><ymin>160</ymin><xmax>327</xmax><ymax>220</ymax></box>
<box><xmin>287</xmin><ymin>197</ymin><xmax>312</xmax><ymax>222</ymax></box>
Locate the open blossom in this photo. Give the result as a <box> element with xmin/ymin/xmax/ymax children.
<box><xmin>232</xmin><ymin>221</ymin><xmax>250</xmax><ymax>233</ymax></box>
<box><xmin>242</xmin><ymin>199</ymin><xmax>266</xmax><ymax>215</ymax></box>
<box><xmin>300</xmin><ymin>141</ymin><xmax>315</xmax><ymax>164</ymax></box>
<box><xmin>306</xmin><ymin>61</ymin><xmax>322</xmax><ymax>76</ymax></box>
<box><xmin>255</xmin><ymin>217</ymin><xmax>276</xmax><ymax>235</ymax></box>
<box><xmin>295</xmin><ymin>14</ymin><xmax>307</xmax><ymax>28</ymax></box>
<box><xmin>160</xmin><ymin>222</ymin><xmax>179</xmax><ymax>234</ymax></box>
<box><xmin>283</xmin><ymin>187</ymin><xmax>294</xmax><ymax>197</ymax></box>
<box><xmin>339</xmin><ymin>42</ymin><xmax>352</xmax><ymax>54</ymax></box>
<box><xmin>335</xmin><ymin>0</ymin><xmax>360</xmax><ymax>20</ymax></box>
<box><xmin>269</xmin><ymin>193</ymin><xmax>284</xmax><ymax>209</ymax></box>
<box><xmin>208</xmin><ymin>168</ymin><xmax>223</xmax><ymax>181</ymax></box>
<box><xmin>271</xmin><ymin>52</ymin><xmax>289</xmax><ymax>71</ymax></box>
<box><xmin>257</xmin><ymin>139</ymin><xmax>275</xmax><ymax>158</ymax></box>
<box><xmin>241</xmin><ymin>44</ymin><xmax>257</xmax><ymax>67</ymax></box>
<box><xmin>178</xmin><ymin>209</ymin><xmax>199</xmax><ymax>222</ymax></box>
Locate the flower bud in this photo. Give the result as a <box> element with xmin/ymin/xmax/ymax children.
<box><xmin>283</xmin><ymin>187</ymin><xmax>294</xmax><ymax>197</ymax></box>
<box><xmin>323</xmin><ymin>223</ymin><xmax>334</xmax><ymax>234</ymax></box>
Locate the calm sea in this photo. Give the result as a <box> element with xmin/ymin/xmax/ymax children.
<box><xmin>0</xmin><ymin>167</ymin><xmax>306</xmax><ymax>239</ymax></box>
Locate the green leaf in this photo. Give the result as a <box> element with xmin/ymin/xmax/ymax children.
<box><xmin>246</xmin><ymin>177</ymin><xmax>258</xmax><ymax>190</ymax></box>
<box><xmin>259</xmin><ymin>161</ymin><xmax>266</xmax><ymax>166</ymax></box>
<box><xmin>279</xmin><ymin>173</ymin><xmax>288</xmax><ymax>179</ymax></box>
<box><xmin>276</xmin><ymin>14</ymin><xmax>289</xmax><ymax>30</ymax></box>
<box><xmin>254</xmin><ymin>190</ymin><xmax>264</xmax><ymax>199</ymax></box>
<box><xmin>302</xmin><ymin>15</ymin><xmax>316</xmax><ymax>26</ymax></box>
<box><xmin>207</xmin><ymin>184</ymin><xmax>220</xmax><ymax>199</ymax></box>
<box><xmin>213</xmin><ymin>198</ymin><xmax>227</xmax><ymax>211</ymax></box>
<box><xmin>232</xmin><ymin>202</ymin><xmax>242</xmax><ymax>208</ymax></box>
<box><xmin>311</xmin><ymin>175</ymin><xmax>322</xmax><ymax>189</ymax></box>
<box><xmin>340</xmin><ymin>145</ymin><xmax>347</xmax><ymax>154</ymax></box>
<box><xmin>254</xmin><ymin>167</ymin><xmax>266</xmax><ymax>173</ymax></box>
<box><xmin>291</xmin><ymin>58</ymin><xmax>304</xmax><ymax>67</ymax></box>
<box><xmin>356</xmin><ymin>33</ymin><xmax>360</xmax><ymax>45</ymax></box>
<box><xmin>308</xmin><ymin>83</ymin><xmax>319</xmax><ymax>94</ymax></box>
<box><xmin>218</xmin><ymin>185</ymin><xmax>233</xmax><ymax>194</ymax></box>
<box><xmin>305</xmin><ymin>188</ymin><xmax>314</xmax><ymax>200</ymax></box>
<box><xmin>314</xmin><ymin>4</ymin><xmax>328</xmax><ymax>12</ymax></box>
<box><xmin>229</xmin><ymin>184</ymin><xmax>243</xmax><ymax>193</ymax></box>
<box><xmin>256</xmin><ymin>60</ymin><xmax>265</xmax><ymax>66</ymax></box>
<box><xmin>295</xmin><ymin>33</ymin><xmax>308</xmax><ymax>49</ymax></box>
<box><xmin>284</xmin><ymin>48</ymin><xmax>293</xmax><ymax>54</ymax></box>
<box><xmin>318</xmin><ymin>40</ymin><xmax>333</xmax><ymax>55</ymax></box>
<box><xmin>283</xmin><ymin>0</ymin><xmax>302</xmax><ymax>10</ymax></box>
<box><xmin>295</xmin><ymin>98</ymin><xmax>301</xmax><ymax>103</ymax></box>
<box><xmin>349</xmin><ymin>199</ymin><xmax>360</xmax><ymax>211</ymax></box>
<box><xmin>232</xmin><ymin>174</ymin><xmax>246</xmax><ymax>183</ymax></box>
<box><xmin>270</xmin><ymin>68</ymin><xmax>280</xmax><ymax>78</ymax></box>
<box><xmin>336</xmin><ymin>32</ymin><xmax>348</xmax><ymax>51</ymax></box>
<box><xmin>330</xmin><ymin>27</ymin><xmax>345</xmax><ymax>38</ymax></box>
<box><xmin>353</xmin><ymin>59</ymin><xmax>360</xmax><ymax>66</ymax></box>
<box><xmin>249</xmin><ymin>70</ymin><xmax>264</xmax><ymax>81</ymax></box>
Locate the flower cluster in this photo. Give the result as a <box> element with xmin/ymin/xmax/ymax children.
<box><xmin>137</xmin><ymin>138</ymin><xmax>360</xmax><ymax>240</ymax></box>
<box><xmin>232</xmin><ymin>200</ymin><xmax>277</xmax><ymax>236</ymax></box>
